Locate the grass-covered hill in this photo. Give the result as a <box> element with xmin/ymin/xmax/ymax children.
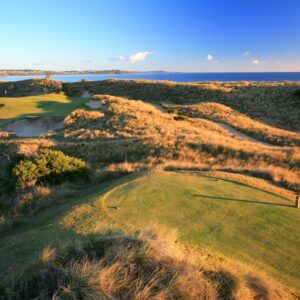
<box><xmin>103</xmin><ymin>172</ymin><xmax>300</xmax><ymax>290</ymax></box>
<box><xmin>63</xmin><ymin>79</ymin><xmax>300</xmax><ymax>131</ymax></box>
<box><xmin>164</xmin><ymin>102</ymin><xmax>300</xmax><ymax>146</ymax></box>
<box><xmin>0</xmin><ymin>78</ymin><xmax>62</xmax><ymax>97</ymax></box>
<box><xmin>0</xmin><ymin>173</ymin><xmax>298</xmax><ymax>299</ymax></box>
<box><xmin>0</xmin><ymin>79</ymin><xmax>299</xmax><ymax>299</ymax></box>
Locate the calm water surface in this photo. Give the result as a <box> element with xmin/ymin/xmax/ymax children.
<box><xmin>1</xmin><ymin>72</ymin><xmax>300</xmax><ymax>82</ymax></box>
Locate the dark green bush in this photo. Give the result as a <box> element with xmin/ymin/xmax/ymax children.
<box><xmin>293</xmin><ymin>89</ymin><xmax>300</xmax><ymax>98</ymax></box>
<box><xmin>12</xmin><ymin>150</ymin><xmax>88</xmax><ymax>187</ymax></box>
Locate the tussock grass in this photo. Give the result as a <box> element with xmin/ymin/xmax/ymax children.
<box><xmin>164</xmin><ymin>102</ymin><xmax>300</xmax><ymax>146</ymax></box>
<box><xmin>1</xmin><ymin>225</ymin><xmax>296</xmax><ymax>299</ymax></box>
<box><xmin>2</xmin><ymin>93</ymin><xmax>298</xmax><ymax>190</ymax></box>
<box><xmin>63</xmin><ymin>79</ymin><xmax>300</xmax><ymax>131</ymax></box>
<box><xmin>60</xmin><ymin>94</ymin><xmax>299</xmax><ymax>190</ymax></box>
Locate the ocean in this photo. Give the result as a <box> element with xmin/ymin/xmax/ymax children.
<box><xmin>1</xmin><ymin>72</ymin><xmax>300</xmax><ymax>82</ymax></box>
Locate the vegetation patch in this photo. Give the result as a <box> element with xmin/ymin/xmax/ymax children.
<box><xmin>12</xmin><ymin>149</ymin><xmax>88</xmax><ymax>188</ymax></box>
<box><xmin>1</xmin><ymin>226</ymin><xmax>295</xmax><ymax>300</ymax></box>
<box><xmin>63</xmin><ymin>79</ymin><xmax>300</xmax><ymax>131</ymax></box>
<box><xmin>0</xmin><ymin>79</ymin><xmax>62</xmax><ymax>97</ymax></box>
<box><xmin>164</xmin><ymin>102</ymin><xmax>300</xmax><ymax>146</ymax></box>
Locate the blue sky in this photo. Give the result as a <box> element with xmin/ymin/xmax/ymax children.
<box><xmin>0</xmin><ymin>0</ymin><xmax>299</xmax><ymax>72</ymax></box>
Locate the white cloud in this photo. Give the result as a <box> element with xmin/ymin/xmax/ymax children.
<box><xmin>276</xmin><ymin>60</ymin><xmax>280</xmax><ymax>64</ymax></box>
<box><xmin>207</xmin><ymin>54</ymin><xmax>213</xmax><ymax>61</ymax></box>
<box><xmin>252</xmin><ymin>59</ymin><xmax>261</xmax><ymax>65</ymax></box>
<box><xmin>128</xmin><ymin>51</ymin><xmax>152</xmax><ymax>63</ymax></box>
<box><xmin>112</xmin><ymin>51</ymin><xmax>153</xmax><ymax>63</ymax></box>
<box><xmin>243</xmin><ymin>51</ymin><xmax>251</xmax><ymax>56</ymax></box>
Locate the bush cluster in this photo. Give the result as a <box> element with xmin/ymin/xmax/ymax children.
<box><xmin>12</xmin><ymin>149</ymin><xmax>88</xmax><ymax>187</ymax></box>
<box><xmin>0</xmin><ymin>79</ymin><xmax>62</xmax><ymax>97</ymax></box>
<box><xmin>293</xmin><ymin>89</ymin><xmax>300</xmax><ymax>99</ymax></box>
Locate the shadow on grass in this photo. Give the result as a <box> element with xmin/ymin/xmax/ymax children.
<box><xmin>245</xmin><ymin>275</ymin><xmax>270</xmax><ymax>300</ymax></box>
<box><xmin>204</xmin><ymin>270</ymin><xmax>237</xmax><ymax>299</ymax></box>
<box><xmin>0</xmin><ymin>96</ymin><xmax>87</xmax><ymax>126</ymax></box>
<box><xmin>192</xmin><ymin>194</ymin><xmax>294</xmax><ymax>207</ymax></box>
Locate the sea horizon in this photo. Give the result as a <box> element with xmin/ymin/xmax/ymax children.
<box><xmin>1</xmin><ymin>71</ymin><xmax>300</xmax><ymax>83</ymax></box>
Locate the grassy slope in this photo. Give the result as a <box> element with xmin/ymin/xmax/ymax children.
<box><xmin>0</xmin><ymin>174</ymin><xmax>139</xmax><ymax>274</ymax></box>
<box><xmin>1</xmin><ymin>172</ymin><xmax>299</xmax><ymax>292</ymax></box>
<box><xmin>104</xmin><ymin>173</ymin><xmax>300</xmax><ymax>290</ymax></box>
<box><xmin>0</xmin><ymin>94</ymin><xmax>88</xmax><ymax>125</ymax></box>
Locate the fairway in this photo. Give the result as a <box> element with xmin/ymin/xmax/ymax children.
<box><xmin>0</xmin><ymin>94</ymin><xmax>88</xmax><ymax>125</ymax></box>
<box><xmin>105</xmin><ymin>172</ymin><xmax>300</xmax><ymax>290</ymax></box>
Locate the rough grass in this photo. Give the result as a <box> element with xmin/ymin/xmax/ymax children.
<box><xmin>59</xmin><ymin>94</ymin><xmax>299</xmax><ymax>190</ymax></box>
<box><xmin>1</xmin><ymin>93</ymin><xmax>299</xmax><ymax>190</ymax></box>
<box><xmin>164</xmin><ymin>102</ymin><xmax>300</xmax><ymax>146</ymax></box>
<box><xmin>63</xmin><ymin>79</ymin><xmax>300</xmax><ymax>131</ymax></box>
<box><xmin>0</xmin><ymin>222</ymin><xmax>296</xmax><ymax>299</ymax></box>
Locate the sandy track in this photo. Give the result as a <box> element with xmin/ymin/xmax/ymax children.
<box><xmin>151</xmin><ymin>103</ymin><xmax>277</xmax><ymax>147</ymax></box>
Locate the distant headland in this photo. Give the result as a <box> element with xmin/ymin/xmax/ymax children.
<box><xmin>0</xmin><ymin>69</ymin><xmax>168</xmax><ymax>76</ymax></box>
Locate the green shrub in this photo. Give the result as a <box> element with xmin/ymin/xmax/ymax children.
<box><xmin>12</xmin><ymin>160</ymin><xmax>39</xmax><ymax>186</ymax></box>
<box><xmin>12</xmin><ymin>150</ymin><xmax>88</xmax><ymax>187</ymax></box>
<box><xmin>293</xmin><ymin>89</ymin><xmax>300</xmax><ymax>99</ymax></box>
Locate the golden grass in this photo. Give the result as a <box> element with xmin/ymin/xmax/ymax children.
<box><xmin>3</xmin><ymin>93</ymin><xmax>297</xmax><ymax>190</ymax></box>
<box><xmin>2</xmin><ymin>225</ymin><xmax>297</xmax><ymax>299</ymax></box>
<box><xmin>164</xmin><ymin>102</ymin><xmax>300</xmax><ymax>146</ymax></box>
<box><xmin>63</xmin><ymin>79</ymin><xmax>300</xmax><ymax>131</ymax></box>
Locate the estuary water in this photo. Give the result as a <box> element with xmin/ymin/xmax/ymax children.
<box><xmin>1</xmin><ymin>72</ymin><xmax>300</xmax><ymax>82</ymax></box>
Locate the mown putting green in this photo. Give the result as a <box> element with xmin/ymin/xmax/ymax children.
<box><xmin>106</xmin><ymin>172</ymin><xmax>300</xmax><ymax>290</ymax></box>
<box><xmin>0</xmin><ymin>94</ymin><xmax>88</xmax><ymax>125</ymax></box>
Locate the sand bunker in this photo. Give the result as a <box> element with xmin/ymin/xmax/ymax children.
<box><xmin>6</xmin><ymin>117</ymin><xmax>64</xmax><ymax>137</ymax></box>
<box><xmin>82</xmin><ymin>91</ymin><xmax>91</xmax><ymax>98</ymax></box>
<box><xmin>85</xmin><ymin>100</ymin><xmax>102</xmax><ymax>109</ymax></box>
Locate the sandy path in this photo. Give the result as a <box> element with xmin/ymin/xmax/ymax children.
<box><xmin>216</xmin><ymin>122</ymin><xmax>276</xmax><ymax>147</ymax></box>
<box><xmin>150</xmin><ymin>103</ymin><xmax>277</xmax><ymax>147</ymax></box>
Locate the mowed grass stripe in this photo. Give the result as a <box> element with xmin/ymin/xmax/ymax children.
<box><xmin>105</xmin><ymin>172</ymin><xmax>300</xmax><ymax>290</ymax></box>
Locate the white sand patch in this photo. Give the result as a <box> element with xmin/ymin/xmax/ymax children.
<box><xmin>82</xmin><ymin>91</ymin><xmax>91</xmax><ymax>98</ymax></box>
<box><xmin>85</xmin><ymin>100</ymin><xmax>103</xmax><ymax>109</ymax></box>
<box><xmin>6</xmin><ymin>117</ymin><xmax>64</xmax><ymax>137</ymax></box>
